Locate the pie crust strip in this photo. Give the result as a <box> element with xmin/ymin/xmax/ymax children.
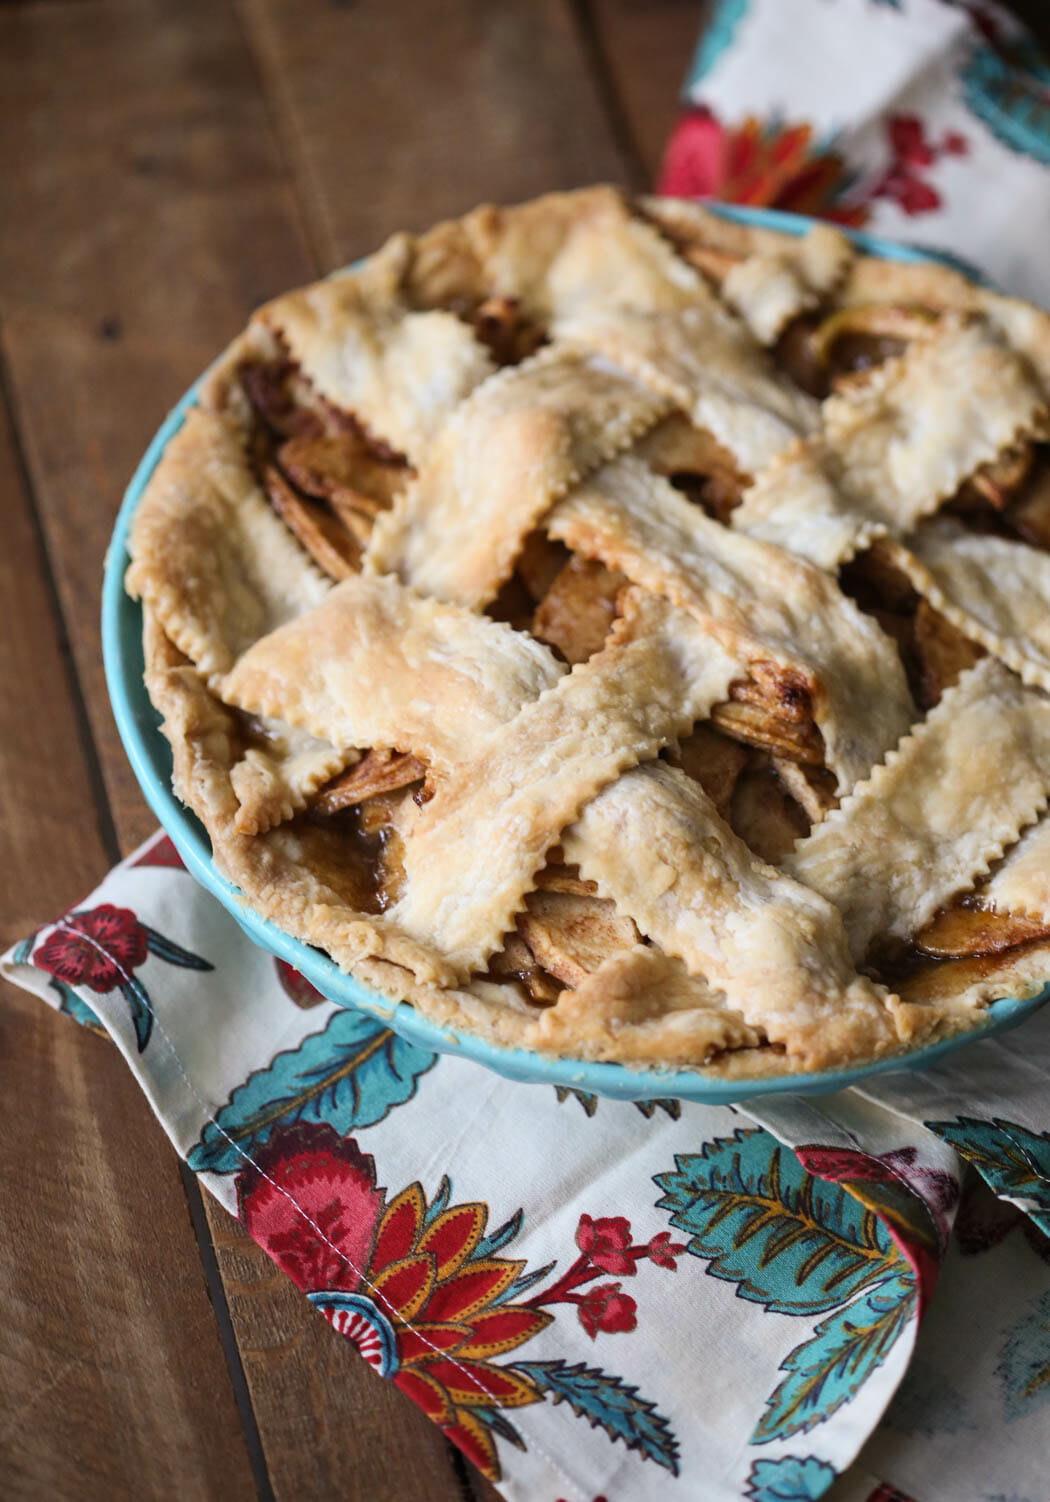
<box><xmin>126</xmin><ymin>408</ymin><xmax>332</xmax><ymax>683</ymax></box>
<box><xmin>731</xmin><ymin>441</ymin><xmax>888</xmax><ymax>571</ymax></box>
<box><xmin>560</xmin><ymin>761</ymin><xmax>902</xmax><ymax>1070</ymax></box>
<box><xmin>407</xmin><ymin>185</ymin><xmax>707</xmax><ymax>323</ymax></box>
<box><xmin>721</xmin><ymin>225</ymin><xmax>855</xmax><ymax>345</ymax></box>
<box><xmin>784</xmin><ymin>658</ymin><xmax>1050</xmax><ymax>961</ymax></box>
<box><xmin>257</xmin><ymin>235</ymin><xmax>495</xmax><ymax>464</ymax></box>
<box><xmin>548</xmin><ymin>455</ymin><xmax>915</xmax><ymax>791</ymax></box>
<box><xmin>556</xmin><ymin>299</ymin><xmax>820</xmax><ymax>473</ymax></box>
<box><xmin>390</xmin><ymin>592</ymin><xmax>741</xmax><ymax>975</ymax></box>
<box><xmin>984</xmin><ymin>816</ymin><xmax>1050</xmax><ymax>923</ymax></box>
<box><xmin>219</xmin><ymin>573</ymin><xmax>566</xmax><ymax>771</ymax></box>
<box><xmin>229</xmin><ymin>723</ymin><xmax>353</xmax><ymax>837</ymax></box>
<box><xmin>732</xmin><ymin>318</ymin><xmax>1049</xmax><ymax>569</ymax></box>
<box><xmin>535</xmin><ymin>945</ymin><xmax>765</xmax><ymax>1064</ymax></box>
<box><xmin>887</xmin><ymin>521</ymin><xmax>1050</xmax><ymax>691</ymax></box>
<box><xmin>364</xmin><ymin>346</ymin><xmax>671</xmax><ymax>606</ymax></box>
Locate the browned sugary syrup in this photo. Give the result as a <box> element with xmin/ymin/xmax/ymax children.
<box><xmin>866</xmin><ymin>935</ymin><xmax>1047</xmax><ymax>1006</ymax></box>
<box><xmin>290</xmin><ymin>806</ymin><xmax>392</xmax><ymax>915</ymax></box>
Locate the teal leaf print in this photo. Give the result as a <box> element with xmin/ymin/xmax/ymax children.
<box><xmin>925</xmin><ymin>1116</ymin><xmax>1050</xmax><ymax>1235</ymax></box>
<box><xmin>120</xmin><ymin>974</ymin><xmax>153</xmax><ymax>1051</ymax></box>
<box><xmin>555</xmin><ymin>1086</ymin><xmax>599</xmax><ymax>1116</ymax></box>
<box><xmin>513</xmin><ymin>1359</ymin><xmax>680</xmax><ymax>1475</ymax></box>
<box><xmin>9</xmin><ymin>935</ymin><xmax>104</xmax><ymax>1031</ymax></box>
<box><xmin>745</xmin><ymin>1455</ymin><xmax>837</xmax><ymax>1501</ymax></box>
<box><xmin>635</xmin><ymin>1097</ymin><xmax>682</xmax><ymax>1120</ymax></box>
<box><xmin>47</xmin><ymin>976</ymin><xmax>104</xmax><ymax>1034</ymax></box>
<box><xmin>11</xmin><ymin>935</ymin><xmax>34</xmax><ymax>965</ymax></box>
<box><xmin>470</xmin><ymin>1406</ymin><xmax>526</xmax><ymax>1451</ymax></box>
<box><xmin>187</xmin><ymin>1010</ymin><xmax>437</xmax><ymax>1173</ymax></box>
<box><xmin>553</xmin><ymin>1086</ymin><xmax>680</xmax><ymax>1119</ymax></box>
<box><xmin>753</xmin><ymin>1272</ymin><xmax>916</xmax><ymax>1443</ymax></box>
<box><xmin>141</xmin><ymin>923</ymin><xmax>214</xmax><ymax>970</ymax></box>
<box><xmin>961</xmin><ymin>43</ymin><xmax>1050</xmax><ymax>168</ymax></box>
<box><xmin>997</xmin><ymin>1287</ymin><xmax>1050</xmax><ymax>1421</ymax></box>
<box><xmin>654</xmin><ymin>1129</ymin><xmax>899</xmax><ymax>1314</ymax></box>
<box><xmin>687</xmin><ymin>0</ymin><xmax>749</xmax><ymax>88</ymax></box>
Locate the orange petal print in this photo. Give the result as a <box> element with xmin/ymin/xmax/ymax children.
<box><xmin>454</xmin><ymin>1305</ymin><xmax>553</xmax><ymax>1361</ymax></box>
<box><xmin>370</xmin><ymin>1182</ymin><xmax>426</xmax><ymax>1268</ymax></box>
<box><xmin>417</xmin><ymin>1202</ymin><xmax>487</xmax><ymax>1279</ymax></box>
<box><xmin>423</xmin><ymin>1259</ymin><xmax>522</xmax><ymax>1323</ymax></box>
<box><xmin>372</xmin><ymin>1251</ymin><xmax>436</xmax><ymax>1323</ymax></box>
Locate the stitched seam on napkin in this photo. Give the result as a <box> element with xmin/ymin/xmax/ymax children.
<box><xmin>50</xmin><ymin>920</ymin><xmax>587</xmax><ymax>1502</ymax></box>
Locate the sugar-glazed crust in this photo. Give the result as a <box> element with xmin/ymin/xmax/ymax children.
<box><xmin>128</xmin><ymin>186</ymin><xmax>1050</xmax><ymax>1077</ymax></box>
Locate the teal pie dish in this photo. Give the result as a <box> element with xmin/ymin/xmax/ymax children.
<box><xmin>101</xmin><ymin>201</ymin><xmax>1050</xmax><ymax>1104</ymax></box>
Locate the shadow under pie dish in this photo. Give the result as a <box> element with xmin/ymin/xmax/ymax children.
<box><xmin>112</xmin><ymin>188</ymin><xmax>1050</xmax><ymax>1090</ymax></box>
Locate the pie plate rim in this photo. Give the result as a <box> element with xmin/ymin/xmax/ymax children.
<box><xmin>101</xmin><ymin>200</ymin><xmax>1048</xmax><ymax>1105</ymax></box>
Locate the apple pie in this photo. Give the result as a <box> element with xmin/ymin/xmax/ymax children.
<box><xmin>126</xmin><ymin>186</ymin><xmax>1050</xmax><ymax>1078</ymax></box>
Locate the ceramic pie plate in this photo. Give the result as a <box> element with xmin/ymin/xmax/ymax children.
<box><xmin>102</xmin><ymin>202</ymin><xmax>1050</xmax><ymax>1104</ymax></box>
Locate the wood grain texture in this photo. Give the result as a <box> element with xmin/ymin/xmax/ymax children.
<box><xmin>0</xmin><ymin>381</ymin><xmax>256</xmax><ymax>1501</ymax></box>
<box><xmin>587</xmin><ymin>0</ymin><xmax>703</xmax><ymax>180</ymax></box>
<box><xmin>0</xmin><ymin>0</ymin><xmax>315</xmax><ymax>848</ymax></box>
<box><xmin>0</xmin><ymin>2</ymin><xmax>468</xmax><ymax>1496</ymax></box>
<box><xmin>239</xmin><ymin>0</ymin><xmax>634</xmax><ymax>267</ymax></box>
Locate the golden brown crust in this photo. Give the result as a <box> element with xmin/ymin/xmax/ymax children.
<box><xmin>785</xmin><ymin>660</ymin><xmax>1050</xmax><ymax>960</ymax></box>
<box><xmin>365</xmin><ymin>347</ymin><xmax>670</xmax><ymax>605</ymax></box>
<box><xmin>128</xmin><ymin>187</ymin><xmax>1050</xmax><ymax>1077</ymax></box>
<box><xmin>548</xmin><ymin>456</ymin><xmax>914</xmax><ymax>792</ymax></box>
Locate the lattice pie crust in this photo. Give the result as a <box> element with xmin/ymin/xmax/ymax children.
<box><xmin>127</xmin><ymin>187</ymin><xmax>1050</xmax><ymax>1078</ymax></box>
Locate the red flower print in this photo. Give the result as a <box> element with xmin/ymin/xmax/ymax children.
<box><xmin>646</xmin><ymin>1231</ymin><xmax>686</xmax><ymax>1270</ymax></box>
<box><xmin>31</xmin><ymin>903</ymin><xmax>212</xmax><ymax>1051</ymax></box>
<box><xmin>236</xmin><ymin>1130</ymin><xmax>682</xmax><ymax>1480</ymax></box>
<box><xmin>888</xmin><ymin>114</ymin><xmax>934</xmax><ymax>167</ymax></box>
<box><xmin>35</xmin><ymin>905</ymin><xmax>148</xmax><ymax>992</ymax></box>
<box><xmin>131</xmin><ymin>833</ymin><xmax>184</xmax><ymax>868</ymax></box>
<box><xmin>523</xmin><ymin>1210</ymin><xmax>683</xmax><ymax>1340</ymax></box>
<box><xmin>576</xmin><ymin>1214</ymin><xmax>634</xmax><ymax>1275</ymax></box>
<box><xmin>657</xmin><ymin>106</ymin><xmax>870</xmax><ymax>226</ymax></box>
<box><xmin>866</xmin><ymin>1485</ymin><xmax>918</xmax><ymax>1502</ymax></box>
<box><xmin>869</xmin><ymin>114</ymin><xmax>970</xmax><ymax>220</ymax></box>
<box><xmin>577</xmin><ymin>1282</ymin><xmax>638</xmax><ymax>1340</ymax></box>
<box><xmin>880</xmin><ymin>172</ymin><xmax>942</xmax><ymax>215</ymax></box>
<box><xmin>237</xmin><ymin>1124</ymin><xmax>551</xmax><ymax>1480</ymax></box>
<box><xmin>274</xmin><ymin>958</ymin><xmax>326</xmax><ymax>1009</ymax></box>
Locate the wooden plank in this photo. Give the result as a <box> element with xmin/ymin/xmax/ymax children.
<box><xmin>0</xmin><ymin>377</ymin><xmax>257</xmax><ymax>1501</ymax></box>
<box><xmin>0</xmin><ymin>3</ymin><xmax>468</xmax><ymax>1496</ymax></box>
<box><xmin>239</xmin><ymin>0</ymin><xmax>634</xmax><ymax>267</ymax></box>
<box><xmin>587</xmin><ymin>0</ymin><xmax>703</xmax><ymax>183</ymax></box>
<box><xmin>0</xmin><ymin>0</ymin><xmax>316</xmax><ymax>841</ymax></box>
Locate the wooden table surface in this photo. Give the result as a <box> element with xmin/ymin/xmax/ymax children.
<box><xmin>0</xmin><ymin>2</ymin><xmax>700</xmax><ymax>1497</ymax></box>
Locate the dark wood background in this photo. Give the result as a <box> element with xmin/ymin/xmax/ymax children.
<box><xmin>3</xmin><ymin>2</ymin><xmax>1049</xmax><ymax>1498</ymax></box>
<box><xmin>0</xmin><ymin>2</ymin><xmax>698</xmax><ymax>1497</ymax></box>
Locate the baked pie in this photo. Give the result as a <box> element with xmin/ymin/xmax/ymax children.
<box><xmin>126</xmin><ymin>186</ymin><xmax>1050</xmax><ymax>1078</ymax></box>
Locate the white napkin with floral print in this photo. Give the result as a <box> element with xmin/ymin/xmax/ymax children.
<box><xmin>6</xmin><ymin>833</ymin><xmax>1050</xmax><ymax>1502</ymax></box>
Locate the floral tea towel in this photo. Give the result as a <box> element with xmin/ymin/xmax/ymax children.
<box><xmin>6</xmin><ymin>834</ymin><xmax>1050</xmax><ymax>1502</ymax></box>
<box><xmin>660</xmin><ymin>0</ymin><xmax>1050</xmax><ymax>305</ymax></box>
